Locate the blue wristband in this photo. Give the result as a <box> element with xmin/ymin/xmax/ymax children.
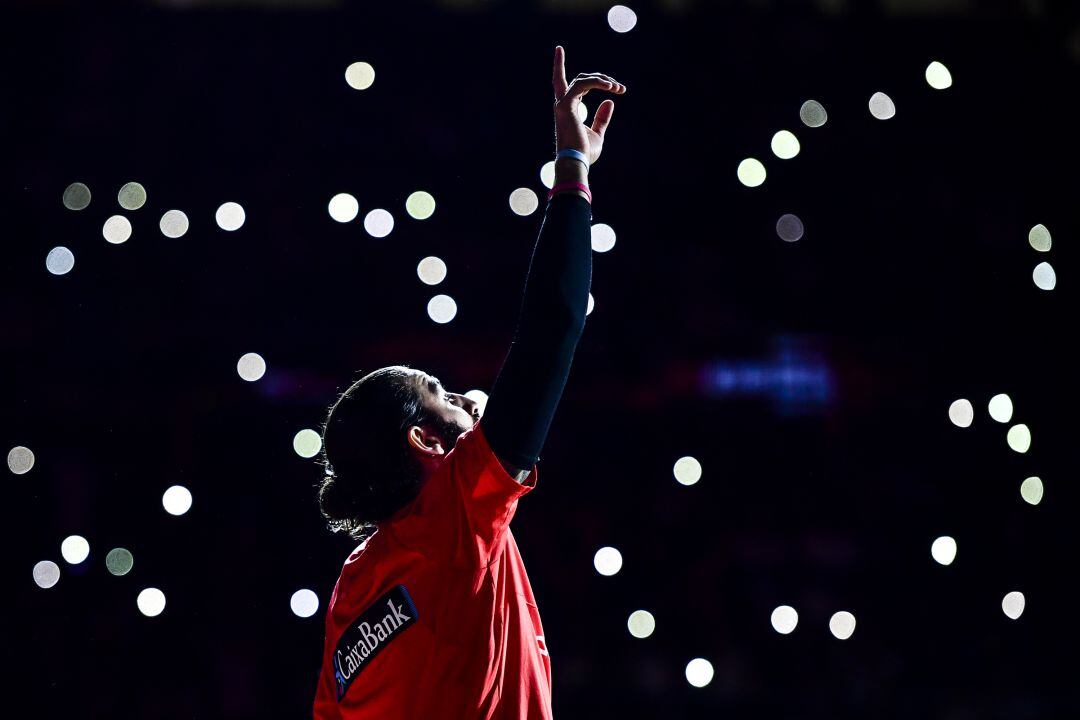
<box><xmin>556</xmin><ymin>148</ymin><xmax>589</xmax><ymax>169</ymax></box>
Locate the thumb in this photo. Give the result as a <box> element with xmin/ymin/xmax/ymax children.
<box><xmin>591</xmin><ymin>99</ymin><xmax>615</xmax><ymax>137</ymax></box>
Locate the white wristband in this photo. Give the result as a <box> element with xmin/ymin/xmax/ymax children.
<box><xmin>556</xmin><ymin>148</ymin><xmax>589</xmax><ymax>170</ymax></box>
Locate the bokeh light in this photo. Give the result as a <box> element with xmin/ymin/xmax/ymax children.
<box><xmin>293</xmin><ymin>429</ymin><xmax>323</xmax><ymax>459</ymax></box>
<box><xmin>1006</xmin><ymin>424</ymin><xmax>1031</xmax><ymax>453</ymax></box>
<box><xmin>673</xmin><ymin>456</ymin><xmax>702</xmax><ymax>486</ymax></box>
<box><xmin>137</xmin><ymin>588</ymin><xmax>166</xmax><ymax>617</ymax></box>
<box><xmin>948</xmin><ymin>398</ymin><xmax>974</xmax><ymax>428</ymax></box>
<box><xmin>103</xmin><ymin>215</ymin><xmax>132</xmax><ymax>244</ymax></box>
<box><xmin>931</xmin><ymin>536</ymin><xmax>957</xmax><ymax>565</ymax></box>
<box><xmin>509</xmin><ymin>188</ymin><xmax>539</xmax><ymax>216</ymax></box>
<box><xmin>328</xmin><ymin>193</ymin><xmax>359</xmax><ymax>223</ymax></box>
<box><xmin>586</xmin><ymin>293</ymin><xmax>595</xmax><ymax>316</ymax></box>
<box><xmin>539</xmin><ymin>161</ymin><xmax>555</xmax><ymax>189</ymax></box>
<box><xmin>771</xmin><ymin>130</ymin><xmax>800</xmax><ymax>159</ymax></box>
<box><xmin>61</xmin><ymin>535</ymin><xmax>90</xmax><ymax>564</ymax></box>
<box><xmin>63</xmin><ymin>182</ymin><xmax>91</xmax><ymax>210</ymax></box>
<box><xmin>1002</xmin><ymin>591</ymin><xmax>1025</xmax><ymax>620</ymax></box>
<box><xmin>776</xmin><ymin>213</ymin><xmax>805</xmax><ymax>242</ymax></box>
<box><xmin>162</xmin><ymin>485</ymin><xmax>193</xmax><ymax>516</ymax></box>
<box><xmin>427</xmin><ymin>294</ymin><xmax>458</xmax><ymax>324</ymax></box>
<box><xmin>105</xmin><ymin>548</ymin><xmax>134</xmax><ymax>576</ymax></box>
<box><xmin>215</xmin><ymin>202</ymin><xmax>246</xmax><ymax>231</ymax></box>
<box><xmin>737</xmin><ymin>158</ymin><xmax>766</xmax><ymax>187</ymax></box>
<box><xmin>591</xmin><ymin>223</ymin><xmax>616</xmax><ymax>252</ymax></box>
<box><xmin>593</xmin><ymin>546</ymin><xmax>623</xmax><ymax>576</ymax></box>
<box><xmin>829</xmin><ymin>611</ymin><xmax>856</xmax><ymax>639</ymax></box>
<box><xmin>685</xmin><ymin>658</ymin><xmax>714</xmax><ymax>688</ymax></box>
<box><xmin>237</xmin><ymin>352</ymin><xmax>267</xmax><ymax>382</ymax></box>
<box><xmin>799</xmin><ymin>100</ymin><xmax>827</xmax><ymax>128</ymax></box>
<box><xmin>925</xmin><ymin>61</ymin><xmax>953</xmax><ymax>89</ymax></box>
<box><xmin>464</xmin><ymin>389</ymin><xmax>489</xmax><ymax>416</ymax></box>
<box><xmin>46</xmin><ymin>246</ymin><xmax>75</xmax><ymax>275</ymax></box>
<box><xmin>405</xmin><ymin>191</ymin><xmax>436</xmax><ymax>220</ymax></box>
<box><xmin>771</xmin><ymin>605</ymin><xmax>799</xmax><ymax>634</ymax></box>
<box><xmin>291</xmin><ymin>589</ymin><xmax>320</xmax><ymax>618</ymax></box>
<box><xmin>33</xmin><ymin>560</ymin><xmax>61</xmax><ymax>589</ymax></box>
<box><xmin>576</xmin><ymin>102</ymin><xmax>588</xmax><ymax>124</ymax></box>
<box><xmin>417</xmin><ymin>256</ymin><xmax>448</xmax><ymax>285</ymax></box>
<box><xmin>1032</xmin><ymin>262</ymin><xmax>1056</xmax><ymax>290</ymax></box>
<box><xmin>345</xmin><ymin>61</ymin><xmax>375</xmax><ymax>90</ymax></box>
<box><xmin>117</xmin><ymin>182</ymin><xmax>147</xmax><ymax>210</ymax></box>
<box><xmin>988</xmin><ymin>394</ymin><xmax>1013</xmax><ymax>423</ymax></box>
<box><xmin>1027</xmin><ymin>224</ymin><xmax>1051</xmax><ymax>252</ymax></box>
<box><xmin>7</xmin><ymin>446</ymin><xmax>35</xmax><ymax>475</ymax></box>
<box><xmin>607</xmin><ymin>5</ymin><xmax>638</xmax><ymax>33</ymax></box>
<box><xmin>364</xmin><ymin>209</ymin><xmax>394</xmax><ymax>238</ymax></box>
<box><xmin>1020</xmin><ymin>477</ymin><xmax>1043</xmax><ymax>505</ymax></box>
<box><xmin>869</xmin><ymin>92</ymin><xmax>896</xmax><ymax>120</ymax></box>
<box><xmin>159</xmin><ymin>210</ymin><xmax>190</xmax><ymax>238</ymax></box>
<box><xmin>627</xmin><ymin>610</ymin><xmax>655</xmax><ymax>638</ymax></box>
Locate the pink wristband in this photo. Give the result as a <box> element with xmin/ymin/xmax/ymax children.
<box><xmin>547</xmin><ymin>181</ymin><xmax>592</xmax><ymax>204</ymax></box>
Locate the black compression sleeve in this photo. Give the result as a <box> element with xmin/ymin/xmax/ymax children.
<box><xmin>481</xmin><ymin>193</ymin><xmax>594</xmax><ymax>469</ymax></box>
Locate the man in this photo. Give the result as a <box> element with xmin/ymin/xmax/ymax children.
<box><xmin>312</xmin><ymin>46</ymin><xmax>625</xmax><ymax>718</ymax></box>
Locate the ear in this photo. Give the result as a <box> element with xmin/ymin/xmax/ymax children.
<box><xmin>407</xmin><ymin>425</ymin><xmax>446</xmax><ymax>457</ymax></box>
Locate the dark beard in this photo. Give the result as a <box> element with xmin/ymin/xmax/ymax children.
<box><xmin>427</xmin><ymin>413</ymin><xmax>469</xmax><ymax>453</ymax></box>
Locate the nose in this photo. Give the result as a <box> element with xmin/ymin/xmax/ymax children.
<box><xmin>458</xmin><ymin>394</ymin><xmax>480</xmax><ymax>419</ymax></box>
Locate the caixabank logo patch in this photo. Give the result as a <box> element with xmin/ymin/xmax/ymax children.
<box><xmin>333</xmin><ymin>585</ymin><xmax>418</xmax><ymax>701</ymax></box>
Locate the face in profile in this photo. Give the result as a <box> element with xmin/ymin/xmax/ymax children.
<box><xmin>411</xmin><ymin>370</ymin><xmax>481</xmax><ymax>453</ymax></box>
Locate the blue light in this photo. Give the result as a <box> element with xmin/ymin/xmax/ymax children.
<box><xmin>699</xmin><ymin>336</ymin><xmax>834</xmax><ymax>415</ymax></box>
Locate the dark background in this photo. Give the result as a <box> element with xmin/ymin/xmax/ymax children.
<box><xmin>5</xmin><ymin>0</ymin><xmax>1079</xmax><ymax>717</ymax></box>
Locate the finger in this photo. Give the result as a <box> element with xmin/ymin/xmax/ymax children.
<box><xmin>591</xmin><ymin>99</ymin><xmax>615</xmax><ymax>137</ymax></box>
<box><xmin>579</xmin><ymin>73</ymin><xmax>626</xmax><ymax>92</ymax></box>
<box><xmin>564</xmin><ymin>77</ymin><xmax>619</xmax><ymax>103</ymax></box>
<box><xmin>553</xmin><ymin>46</ymin><xmax>569</xmax><ymax>99</ymax></box>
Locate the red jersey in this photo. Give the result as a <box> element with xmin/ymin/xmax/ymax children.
<box><xmin>313</xmin><ymin>420</ymin><xmax>552</xmax><ymax>719</ymax></box>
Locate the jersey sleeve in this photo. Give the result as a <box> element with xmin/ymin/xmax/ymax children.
<box><xmin>385</xmin><ymin>418</ymin><xmax>538</xmax><ymax>568</ymax></box>
<box><xmin>449</xmin><ymin>419</ymin><xmax>538</xmax><ymax>563</ymax></box>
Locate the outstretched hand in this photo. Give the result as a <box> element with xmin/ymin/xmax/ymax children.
<box><xmin>552</xmin><ymin>46</ymin><xmax>626</xmax><ymax>166</ymax></box>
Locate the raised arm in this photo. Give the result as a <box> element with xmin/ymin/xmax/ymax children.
<box><xmin>481</xmin><ymin>46</ymin><xmax>626</xmax><ymax>481</ymax></box>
